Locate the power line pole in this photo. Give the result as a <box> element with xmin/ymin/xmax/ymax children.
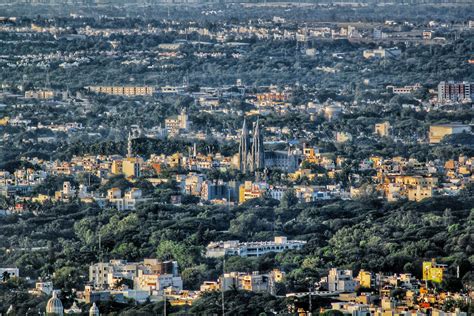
<box><xmin>221</xmin><ymin>257</ymin><xmax>225</xmax><ymax>316</ymax></box>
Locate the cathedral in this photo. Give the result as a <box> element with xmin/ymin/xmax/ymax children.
<box><xmin>238</xmin><ymin>119</ymin><xmax>265</xmax><ymax>173</ymax></box>
<box><xmin>237</xmin><ymin>119</ymin><xmax>302</xmax><ymax>173</ymax></box>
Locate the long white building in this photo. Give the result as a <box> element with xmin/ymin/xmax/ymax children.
<box><xmin>206</xmin><ymin>236</ymin><xmax>306</xmax><ymax>258</ymax></box>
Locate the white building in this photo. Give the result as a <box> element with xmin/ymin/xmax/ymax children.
<box><xmin>206</xmin><ymin>236</ymin><xmax>306</xmax><ymax>258</ymax></box>
<box><xmin>0</xmin><ymin>268</ymin><xmax>19</xmax><ymax>278</ymax></box>
<box><xmin>89</xmin><ymin>259</ymin><xmax>180</xmax><ymax>291</ymax></box>
<box><xmin>106</xmin><ymin>188</ymin><xmax>149</xmax><ymax>211</ymax></box>
<box><xmin>363</xmin><ymin>47</ymin><xmax>401</xmax><ymax>59</ymax></box>
<box><xmin>326</xmin><ymin>268</ymin><xmax>359</xmax><ymax>292</ymax></box>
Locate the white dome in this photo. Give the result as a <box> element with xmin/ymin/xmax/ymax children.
<box><xmin>46</xmin><ymin>291</ymin><xmax>64</xmax><ymax>316</ymax></box>
<box><xmin>89</xmin><ymin>302</ymin><xmax>100</xmax><ymax>316</ymax></box>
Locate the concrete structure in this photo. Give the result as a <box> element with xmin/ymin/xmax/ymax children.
<box><xmin>25</xmin><ymin>89</ymin><xmax>54</xmax><ymax>99</ymax></box>
<box><xmin>122</xmin><ymin>158</ymin><xmax>141</xmax><ymax>178</ymax></box>
<box><xmin>375</xmin><ymin>122</ymin><xmax>391</xmax><ymax>137</ymax></box>
<box><xmin>220</xmin><ymin>270</ymin><xmax>284</xmax><ymax>294</ymax></box>
<box><xmin>437</xmin><ymin>81</ymin><xmax>473</xmax><ymax>103</ymax></box>
<box><xmin>87</xmin><ymin>86</ymin><xmax>155</xmax><ymax>96</ymax></box>
<box><xmin>0</xmin><ymin>268</ymin><xmax>19</xmax><ymax>279</ymax></box>
<box><xmin>429</xmin><ymin>124</ymin><xmax>471</xmax><ymax>144</ymax></box>
<box><xmin>89</xmin><ymin>259</ymin><xmax>180</xmax><ymax>290</ymax></box>
<box><xmin>106</xmin><ymin>187</ymin><xmax>148</xmax><ymax>211</ymax></box>
<box><xmin>422</xmin><ymin>259</ymin><xmax>447</xmax><ymax>283</ymax></box>
<box><xmin>327</xmin><ymin>268</ymin><xmax>359</xmax><ymax>292</ymax></box>
<box><xmin>206</xmin><ymin>236</ymin><xmax>306</xmax><ymax>258</ymax></box>
<box><xmin>363</xmin><ymin>47</ymin><xmax>401</xmax><ymax>59</ymax></box>
<box><xmin>165</xmin><ymin>109</ymin><xmax>190</xmax><ymax>136</ymax></box>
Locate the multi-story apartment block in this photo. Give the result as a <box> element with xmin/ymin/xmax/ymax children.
<box><xmin>437</xmin><ymin>81</ymin><xmax>473</xmax><ymax>103</ymax></box>
<box><xmin>165</xmin><ymin>109</ymin><xmax>190</xmax><ymax>136</ymax></box>
<box><xmin>87</xmin><ymin>86</ymin><xmax>155</xmax><ymax>96</ymax></box>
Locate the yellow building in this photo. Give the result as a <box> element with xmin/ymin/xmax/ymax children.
<box><xmin>25</xmin><ymin>90</ymin><xmax>54</xmax><ymax>99</ymax></box>
<box><xmin>111</xmin><ymin>160</ymin><xmax>123</xmax><ymax>175</ymax></box>
<box><xmin>32</xmin><ymin>194</ymin><xmax>51</xmax><ymax>204</ymax></box>
<box><xmin>122</xmin><ymin>158</ymin><xmax>140</xmax><ymax>178</ymax></box>
<box><xmin>429</xmin><ymin>124</ymin><xmax>471</xmax><ymax>144</ymax></box>
<box><xmin>288</xmin><ymin>169</ymin><xmax>317</xmax><ymax>181</ymax></box>
<box><xmin>239</xmin><ymin>181</ymin><xmax>267</xmax><ymax>204</ymax></box>
<box><xmin>167</xmin><ymin>153</ymin><xmax>182</xmax><ymax>168</ymax></box>
<box><xmin>357</xmin><ymin>270</ymin><xmax>372</xmax><ymax>289</ymax></box>
<box><xmin>422</xmin><ymin>260</ymin><xmax>447</xmax><ymax>283</ymax></box>
<box><xmin>303</xmin><ymin>147</ymin><xmax>319</xmax><ymax>164</ymax></box>
<box><xmin>0</xmin><ymin>117</ymin><xmax>9</xmax><ymax>126</ymax></box>
<box><xmin>375</xmin><ymin>122</ymin><xmax>390</xmax><ymax>137</ymax></box>
<box><xmin>407</xmin><ymin>186</ymin><xmax>433</xmax><ymax>201</ymax></box>
<box><xmin>200</xmin><ymin>281</ymin><xmax>219</xmax><ymax>292</ymax></box>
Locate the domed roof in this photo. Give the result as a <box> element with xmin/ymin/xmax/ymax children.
<box><xmin>46</xmin><ymin>291</ymin><xmax>64</xmax><ymax>316</ymax></box>
<box><xmin>89</xmin><ymin>302</ymin><xmax>100</xmax><ymax>316</ymax></box>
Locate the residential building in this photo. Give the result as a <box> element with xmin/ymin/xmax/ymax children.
<box><xmin>357</xmin><ymin>270</ymin><xmax>373</xmax><ymax>289</ymax></box>
<box><xmin>375</xmin><ymin>122</ymin><xmax>391</xmax><ymax>137</ymax></box>
<box><xmin>238</xmin><ymin>181</ymin><xmax>268</xmax><ymax>204</ymax></box>
<box><xmin>205</xmin><ymin>236</ymin><xmax>306</xmax><ymax>258</ymax></box>
<box><xmin>422</xmin><ymin>259</ymin><xmax>447</xmax><ymax>283</ymax></box>
<box><xmin>25</xmin><ymin>89</ymin><xmax>54</xmax><ymax>99</ymax></box>
<box><xmin>165</xmin><ymin>109</ymin><xmax>190</xmax><ymax>135</ymax></box>
<box><xmin>326</xmin><ymin>268</ymin><xmax>359</xmax><ymax>292</ymax></box>
<box><xmin>363</xmin><ymin>47</ymin><xmax>401</xmax><ymax>59</ymax></box>
<box><xmin>89</xmin><ymin>259</ymin><xmax>180</xmax><ymax>290</ymax></box>
<box><xmin>221</xmin><ymin>269</ymin><xmax>284</xmax><ymax>294</ymax></box>
<box><xmin>106</xmin><ymin>187</ymin><xmax>148</xmax><ymax>211</ymax></box>
<box><xmin>87</xmin><ymin>86</ymin><xmax>155</xmax><ymax>96</ymax></box>
<box><xmin>122</xmin><ymin>158</ymin><xmax>141</xmax><ymax>178</ymax></box>
<box><xmin>437</xmin><ymin>81</ymin><xmax>473</xmax><ymax>103</ymax></box>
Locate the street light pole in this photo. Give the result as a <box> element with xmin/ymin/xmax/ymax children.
<box><xmin>308</xmin><ymin>287</ymin><xmax>312</xmax><ymax>316</ymax></box>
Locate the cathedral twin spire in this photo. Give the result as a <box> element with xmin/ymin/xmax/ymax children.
<box><xmin>238</xmin><ymin>119</ymin><xmax>265</xmax><ymax>173</ymax></box>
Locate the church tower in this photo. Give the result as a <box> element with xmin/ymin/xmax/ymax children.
<box><xmin>238</xmin><ymin>119</ymin><xmax>250</xmax><ymax>173</ymax></box>
<box><xmin>251</xmin><ymin>119</ymin><xmax>265</xmax><ymax>171</ymax></box>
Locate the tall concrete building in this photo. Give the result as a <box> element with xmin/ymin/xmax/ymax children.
<box><xmin>437</xmin><ymin>81</ymin><xmax>473</xmax><ymax>103</ymax></box>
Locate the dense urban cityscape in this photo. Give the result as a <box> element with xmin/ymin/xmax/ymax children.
<box><xmin>0</xmin><ymin>1</ymin><xmax>472</xmax><ymax>315</ymax></box>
